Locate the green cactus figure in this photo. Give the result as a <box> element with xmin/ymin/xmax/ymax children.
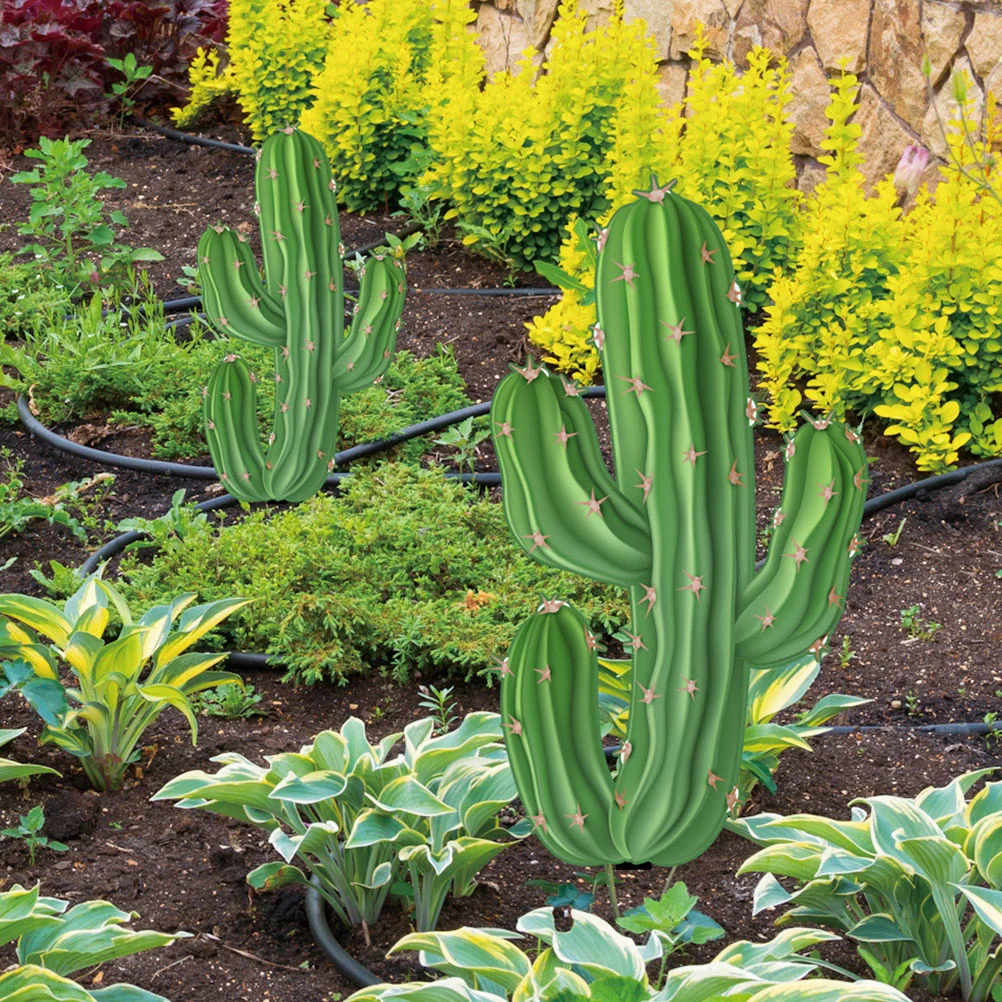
<box><xmin>198</xmin><ymin>129</ymin><xmax>406</xmax><ymax>502</ymax></box>
<box><xmin>491</xmin><ymin>179</ymin><xmax>869</xmax><ymax>867</ymax></box>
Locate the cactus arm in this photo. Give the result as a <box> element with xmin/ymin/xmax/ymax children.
<box><xmin>334</xmin><ymin>257</ymin><xmax>406</xmax><ymax>392</ymax></box>
<box><xmin>204</xmin><ymin>357</ymin><xmax>268</xmax><ymax>497</ymax></box>
<box><xmin>502</xmin><ymin>606</ymin><xmax>619</xmax><ymax>866</ymax></box>
<box><xmin>735</xmin><ymin>424</ymin><xmax>868</xmax><ymax>666</ymax></box>
<box><xmin>491</xmin><ymin>367</ymin><xmax>651</xmax><ymax>588</ymax></box>
<box><xmin>198</xmin><ymin>228</ymin><xmax>284</xmax><ymax>346</ymax></box>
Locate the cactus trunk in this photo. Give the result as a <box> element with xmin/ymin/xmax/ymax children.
<box><xmin>199</xmin><ymin>129</ymin><xmax>406</xmax><ymax>502</ymax></box>
<box><xmin>493</xmin><ymin>180</ymin><xmax>868</xmax><ymax>866</ymax></box>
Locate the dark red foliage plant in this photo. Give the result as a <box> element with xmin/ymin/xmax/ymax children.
<box><xmin>0</xmin><ymin>0</ymin><xmax>228</xmax><ymax>144</ymax></box>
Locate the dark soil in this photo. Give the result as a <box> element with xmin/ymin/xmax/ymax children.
<box><xmin>1</xmin><ymin>122</ymin><xmax>1001</xmax><ymax>1002</ymax></box>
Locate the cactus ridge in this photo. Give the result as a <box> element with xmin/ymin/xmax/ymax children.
<box><xmin>199</xmin><ymin>129</ymin><xmax>406</xmax><ymax>502</ymax></box>
<box><xmin>492</xmin><ymin>178</ymin><xmax>868</xmax><ymax>867</ymax></box>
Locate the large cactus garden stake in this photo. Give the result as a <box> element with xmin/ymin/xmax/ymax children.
<box><xmin>491</xmin><ymin>179</ymin><xmax>869</xmax><ymax>867</ymax></box>
<box><xmin>198</xmin><ymin>129</ymin><xmax>406</xmax><ymax>502</ymax></box>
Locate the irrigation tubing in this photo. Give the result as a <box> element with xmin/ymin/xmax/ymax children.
<box><xmin>130</xmin><ymin>114</ymin><xmax>256</xmax><ymax>156</ymax></box>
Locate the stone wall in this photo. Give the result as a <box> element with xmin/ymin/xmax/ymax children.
<box><xmin>471</xmin><ymin>0</ymin><xmax>1002</xmax><ymax>187</ymax></box>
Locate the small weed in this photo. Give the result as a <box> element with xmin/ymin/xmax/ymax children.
<box><xmin>109</xmin><ymin>820</ymin><xmax>123</xmax><ymax>830</ymax></box>
<box><xmin>905</xmin><ymin>691</ymin><xmax>921</xmax><ymax>717</ymax></box>
<box><xmin>2</xmin><ymin>805</ymin><xmax>68</xmax><ymax>865</ymax></box>
<box><xmin>105</xmin><ymin>53</ymin><xmax>153</xmax><ymax>128</ymax></box>
<box><xmin>899</xmin><ymin>604</ymin><xmax>941</xmax><ymax>641</ymax></box>
<box><xmin>984</xmin><ymin>712</ymin><xmax>998</xmax><ymax>749</ymax></box>
<box><xmin>838</xmin><ymin>635</ymin><xmax>855</xmax><ymax>669</ymax></box>
<box><xmin>957</xmin><ymin>684</ymin><xmax>969</xmax><ymax>702</ymax></box>
<box><xmin>882</xmin><ymin>518</ymin><xmax>907</xmax><ymax>547</ymax></box>
<box><xmin>417</xmin><ymin>684</ymin><xmax>458</xmax><ymax>735</ymax></box>
<box><xmin>370</xmin><ymin>704</ymin><xmax>386</xmax><ymax>723</ymax></box>
<box><xmin>192</xmin><ymin>684</ymin><xmax>266</xmax><ymax>720</ymax></box>
<box><xmin>434</xmin><ymin>416</ymin><xmax>491</xmax><ymax>475</ymax></box>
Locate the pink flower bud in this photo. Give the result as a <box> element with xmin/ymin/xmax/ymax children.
<box><xmin>893</xmin><ymin>145</ymin><xmax>930</xmax><ymax>197</ymax></box>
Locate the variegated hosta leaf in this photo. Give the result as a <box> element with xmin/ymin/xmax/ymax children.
<box><xmin>17</xmin><ymin>898</ymin><xmax>189</xmax><ymax>976</ymax></box>
<box><xmin>0</xmin><ymin>885</ymin><xmax>66</xmax><ymax>950</ymax></box>
<box><xmin>387</xmin><ymin>926</ymin><xmax>530</xmax><ymax>991</ymax></box>
<box><xmin>0</xmin><ymin>729</ymin><xmax>60</xmax><ymax>785</ymax></box>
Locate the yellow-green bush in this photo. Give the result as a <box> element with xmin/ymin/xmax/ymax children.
<box><xmin>299</xmin><ymin>0</ymin><xmax>439</xmax><ymax>212</ymax></box>
<box><xmin>423</xmin><ymin>1</ymin><xmax>660</xmax><ymax>271</ymax></box>
<box><xmin>528</xmin><ymin>32</ymin><xmax>799</xmax><ymax>380</ymax></box>
<box><xmin>755</xmin><ymin>73</ymin><xmax>1001</xmax><ymax>471</ymax></box>
<box><xmin>753</xmin><ymin>69</ymin><xmax>906</xmax><ymax>434</ymax></box>
<box><xmin>173</xmin><ymin>0</ymin><xmax>330</xmax><ymax>140</ymax></box>
<box><xmin>171</xmin><ymin>47</ymin><xmax>233</xmax><ymax>128</ymax></box>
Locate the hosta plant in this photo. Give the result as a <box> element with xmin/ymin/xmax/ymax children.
<box><xmin>0</xmin><ymin>882</ymin><xmax>187</xmax><ymax>1002</ymax></box>
<box><xmin>0</xmin><ymin>728</ymin><xmax>59</xmax><ymax>785</ymax></box>
<box><xmin>732</xmin><ymin>769</ymin><xmax>1002</xmax><ymax>1000</ymax></box>
<box><xmin>598</xmin><ymin>653</ymin><xmax>870</xmax><ymax>809</ymax></box>
<box><xmin>0</xmin><ymin>573</ymin><xmax>246</xmax><ymax>791</ymax></box>
<box><xmin>154</xmin><ymin>713</ymin><xmax>523</xmax><ymax>936</ymax></box>
<box><xmin>347</xmin><ymin>911</ymin><xmax>911</xmax><ymax>1002</ymax></box>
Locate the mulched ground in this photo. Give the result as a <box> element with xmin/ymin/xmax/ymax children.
<box><xmin>1</xmin><ymin>120</ymin><xmax>1001</xmax><ymax>1002</ymax></box>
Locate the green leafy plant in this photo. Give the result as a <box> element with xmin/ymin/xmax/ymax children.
<box><xmin>417</xmin><ymin>684</ymin><xmax>458</xmax><ymax>735</ymax></box>
<box><xmin>0</xmin><ymin>573</ymin><xmax>247</xmax><ymax>791</ymax></box>
<box><xmin>731</xmin><ymin>769</ymin><xmax>1002</xmax><ymax>1001</ymax></box>
<box><xmin>433</xmin><ymin>416</ymin><xmax>490</xmax><ymax>474</ymax></box>
<box><xmin>119</xmin><ymin>463</ymin><xmax>628</xmax><ymax>685</ymax></box>
<box><xmin>198</xmin><ymin>128</ymin><xmax>406</xmax><ymax>503</ymax></box>
<box><xmin>28</xmin><ymin>561</ymin><xmax>85</xmax><ymax>600</ymax></box>
<box><xmin>617</xmin><ymin>882</ymin><xmax>725</xmax><ymax>987</ymax></box>
<box><xmin>155</xmin><ymin>712</ymin><xmax>523</xmax><ymax>937</ymax></box>
<box><xmin>105</xmin><ymin>53</ymin><xmax>153</xmax><ymax>126</ymax></box>
<box><xmin>882</xmin><ymin>518</ymin><xmax>907</xmax><ymax>547</ymax></box>
<box><xmin>0</xmin><ymin>729</ymin><xmax>60</xmax><ymax>786</ymax></box>
<box><xmin>526</xmin><ymin>873</ymin><xmax>610</xmax><ymax>912</ymax></box>
<box><xmin>905</xmin><ymin>690</ymin><xmax>922</xmax><ymax>717</ymax></box>
<box><xmin>899</xmin><ymin>603</ymin><xmax>942</xmax><ymax>641</ymax></box>
<box><xmin>492</xmin><ymin>181</ymin><xmax>868</xmax><ymax>867</ymax></box>
<box><xmin>839</xmin><ymin>635</ymin><xmax>856</xmax><ymax>669</ymax></box>
<box><xmin>115</xmin><ymin>489</ymin><xmax>211</xmax><ymax>550</ymax></box>
<box><xmin>2</xmin><ymin>805</ymin><xmax>68</xmax><ymax>865</ymax></box>
<box><xmin>10</xmin><ymin>137</ymin><xmax>163</xmax><ymax>295</ymax></box>
<box><xmin>0</xmin><ymin>449</ymin><xmax>92</xmax><ymax>544</ymax></box>
<box><xmin>192</xmin><ymin>682</ymin><xmax>266</xmax><ymax>720</ymax></box>
<box><xmin>0</xmin><ymin>882</ymin><xmax>187</xmax><ymax>1002</ymax></box>
<box><xmin>347</xmin><ymin>912</ymin><xmax>910</xmax><ymax>1002</ymax></box>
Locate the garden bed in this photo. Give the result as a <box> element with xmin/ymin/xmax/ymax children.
<box><xmin>1</xmin><ymin>124</ymin><xmax>1001</xmax><ymax>1002</ymax></box>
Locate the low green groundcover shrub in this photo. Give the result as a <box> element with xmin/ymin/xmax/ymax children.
<box><xmin>119</xmin><ymin>463</ymin><xmax>628</xmax><ymax>684</ymax></box>
<box><xmin>3</xmin><ymin>296</ymin><xmax>470</xmax><ymax>462</ymax></box>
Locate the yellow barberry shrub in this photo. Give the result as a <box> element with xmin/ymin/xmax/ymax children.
<box><xmin>171</xmin><ymin>48</ymin><xmax>235</xmax><ymax>128</ymax></box>
<box><xmin>300</xmin><ymin>0</ymin><xmax>458</xmax><ymax>212</ymax></box>
<box><xmin>173</xmin><ymin>0</ymin><xmax>331</xmax><ymax>141</ymax></box>
<box><xmin>528</xmin><ymin>28</ymin><xmax>799</xmax><ymax>382</ymax></box>
<box><xmin>424</xmin><ymin>1</ymin><xmax>660</xmax><ymax>272</ymax></box>
<box><xmin>752</xmin><ymin>67</ymin><xmax>906</xmax><ymax>432</ymax></box>
<box><xmin>869</xmin><ymin>91</ymin><xmax>1002</xmax><ymax>470</ymax></box>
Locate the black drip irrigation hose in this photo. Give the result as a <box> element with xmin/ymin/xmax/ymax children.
<box><xmin>130</xmin><ymin>114</ymin><xmax>256</xmax><ymax>156</ymax></box>
<box><xmin>305</xmin><ymin>880</ymin><xmax>380</xmax><ymax>987</ymax></box>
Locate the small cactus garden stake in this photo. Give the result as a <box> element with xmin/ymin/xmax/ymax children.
<box><xmin>198</xmin><ymin>129</ymin><xmax>405</xmax><ymax>502</ymax></box>
<box><xmin>491</xmin><ymin>178</ymin><xmax>868</xmax><ymax>867</ymax></box>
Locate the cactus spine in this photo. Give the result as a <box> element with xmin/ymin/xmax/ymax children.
<box><xmin>199</xmin><ymin>129</ymin><xmax>406</xmax><ymax>502</ymax></box>
<box><xmin>491</xmin><ymin>179</ymin><xmax>868</xmax><ymax>867</ymax></box>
